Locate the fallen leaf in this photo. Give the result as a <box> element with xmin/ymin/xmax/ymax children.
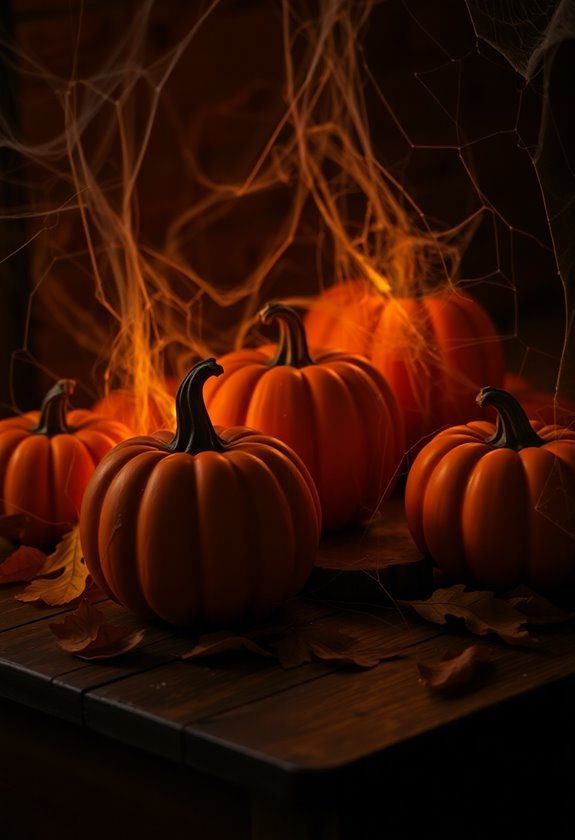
<box><xmin>503</xmin><ymin>584</ymin><xmax>575</xmax><ymax>625</ymax></box>
<box><xmin>49</xmin><ymin>600</ymin><xmax>145</xmax><ymax>660</ymax></box>
<box><xmin>0</xmin><ymin>514</ymin><xmax>32</xmax><ymax>542</ymax></box>
<box><xmin>274</xmin><ymin>624</ymin><xmax>400</xmax><ymax>670</ymax></box>
<box><xmin>17</xmin><ymin>527</ymin><xmax>89</xmax><ymax>606</ymax></box>
<box><xmin>182</xmin><ymin>622</ymin><xmax>402</xmax><ymax>671</ymax></box>
<box><xmin>418</xmin><ymin>645</ymin><xmax>493</xmax><ymax>693</ymax></box>
<box><xmin>0</xmin><ymin>545</ymin><xmax>48</xmax><ymax>584</ymax></box>
<box><xmin>401</xmin><ymin>585</ymin><xmax>534</xmax><ymax>647</ymax></box>
<box><xmin>181</xmin><ymin>630</ymin><xmax>273</xmax><ymax>661</ymax></box>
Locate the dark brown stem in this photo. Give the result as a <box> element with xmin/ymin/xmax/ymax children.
<box><xmin>168</xmin><ymin>358</ymin><xmax>227</xmax><ymax>454</ymax></box>
<box><xmin>259</xmin><ymin>301</ymin><xmax>314</xmax><ymax>368</ymax></box>
<box><xmin>477</xmin><ymin>386</ymin><xmax>544</xmax><ymax>450</ymax></box>
<box><xmin>32</xmin><ymin>379</ymin><xmax>76</xmax><ymax>436</ymax></box>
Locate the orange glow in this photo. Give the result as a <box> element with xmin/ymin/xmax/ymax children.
<box><xmin>16</xmin><ymin>1</ymin><xmax>467</xmax><ymax>433</ymax></box>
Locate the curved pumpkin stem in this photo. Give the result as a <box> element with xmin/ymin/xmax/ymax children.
<box><xmin>259</xmin><ymin>302</ymin><xmax>314</xmax><ymax>368</ymax></box>
<box><xmin>168</xmin><ymin>358</ymin><xmax>227</xmax><ymax>454</ymax></box>
<box><xmin>477</xmin><ymin>386</ymin><xmax>544</xmax><ymax>450</ymax></box>
<box><xmin>33</xmin><ymin>379</ymin><xmax>76</xmax><ymax>437</ymax></box>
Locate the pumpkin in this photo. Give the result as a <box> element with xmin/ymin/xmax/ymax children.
<box><xmin>0</xmin><ymin>380</ymin><xmax>130</xmax><ymax>547</ymax></box>
<box><xmin>93</xmin><ymin>377</ymin><xmax>178</xmax><ymax>434</ymax></box>
<box><xmin>405</xmin><ymin>386</ymin><xmax>575</xmax><ymax>591</ymax></box>
<box><xmin>203</xmin><ymin>302</ymin><xmax>404</xmax><ymax>533</ymax></box>
<box><xmin>304</xmin><ymin>280</ymin><xmax>505</xmax><ymax>450</ymax></box>
<box><xmin>79</xmin><ymin>358</ymin><xmax>321</xmax><ymax>626</ymax></box>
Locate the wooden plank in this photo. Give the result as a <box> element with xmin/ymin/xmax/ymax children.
<box><xmin>0</xmin><ymin>585</ymin><xmax>76</xmax><ymax>632</ymax></box>
<box><xmin>82</xmin><ymin>601</ymin><xmax>338</xmax><ymax>760</ymax></box>
<box><xmin>0</xmin><ymin>598</ymin><xmax>179</xmax><ymax>722</ymax></box>
<box><xmin>83</xmin><ymin>601</ymin><xmax>439</xmax><ymax>767</ymax></box>
<box><xmin>0</xmin><ymin>697</ymin><xmax>252</xmax><ymax>840</ymax></box>
<box><xmin>183</xmin><ymin>624</ymin><xmax>575</xmax><ymax>800</ymax></box>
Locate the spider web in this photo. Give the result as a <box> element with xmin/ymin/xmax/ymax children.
<box><xmin>0</xmin><ymin>0</ymin><xmax>572</xmax><ymax>414</ymax></box>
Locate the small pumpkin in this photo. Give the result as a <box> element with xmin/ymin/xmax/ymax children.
<box><xmin>304</xmin><ymin>280</ymin><xmax>505</xmax><ymax>449</ymax></box>
<box><xmin>0</xmin><ymin>380</ymin><xmax>130</xmax><ymax>547</ymax></box>
<box><xmin>93</xmin><ymin>377</ymin><xmax>178</xmax><ymax>434</ymax></box>
<box><xmin>405</xmin><ymin>386</ymin><xmax>575</xmax><ymax>591</ymax></box>
<box><xmin>203</xmin><ymin>302</ymin><xmax>404</xmax><ymax>533</ymax></box>
<box><xmin>80</xmin><ymin>358</ymin><xmax>321</xmax><ymax>627</ymax></box>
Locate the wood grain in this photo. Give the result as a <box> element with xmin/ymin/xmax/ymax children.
<box><xmin>186</xmin><ymin>623</ymin><xmax>575</xmax><ymax>796</ymax></box>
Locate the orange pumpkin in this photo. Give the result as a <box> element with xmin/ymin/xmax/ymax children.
<box><xmin>0</xmin><ymin>380</ymin><xmax>130</xmax><ymax>547</ymax></box>
<box><xmin>405</xmin><ymin>386</ymin><xmax>575</xmax><ymax>591</ymax></box>
<box><xmin>204</xmin><ymin>302</ymin><xmax>404</xmax><ymax>533</ymax></box>
<box><xmin>93</xmin><ymin>377</ymin><xmax>178</xmax><ymax>434</ymax></box>
<box><xmin>80</xmin><ymin>358</ymin><xmax>321</xmax><ymax>627</ymax></box>
<box><xmin>305</xmin><ymin>281</ymin><xmax>505</xmax><ymax>450</ymax></box>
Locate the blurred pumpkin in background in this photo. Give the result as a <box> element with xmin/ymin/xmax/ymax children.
<box><xmin>305</xmin><ymin>280</ymin><xmax>505</xmax><ymax>451</ymax></box>
<box><xmin>93</xmin><ymin>376</ymin><xmax>178</xmax><ymax>434</ymax></box>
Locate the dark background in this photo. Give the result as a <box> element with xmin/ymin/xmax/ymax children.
<box><xmin>0</xmin><ymin>0</ymin><xmax>570</xmax><ymax>415</ymax></box>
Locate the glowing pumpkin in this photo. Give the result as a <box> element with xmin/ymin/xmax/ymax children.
<box><xmin>80</xmin><ymin>358</ymin><xmax>321</xmax><ymax>626</ymax></box>
<box><xmin>405</xmin><ymin>386</ymin><xmax>575</xmax><ymax>591</ymax></box>
<box><xmin>93</xmin><ymin>377</ymin><xmax>178</xmax><ymax>433</ymax></box>
<box><xmin>204</xmin><ymin>302</ymin><xmax>404</xmax><ymax>533</ymax></box>
<box><xmin>0</xmin><ymin>380</ymin><xmax>130</xmax><ymax>547</ymax></box>
<box><xmin>305</xmin><ymin>280</ymin><xmax>505</xmax><ymax>450</ymax></box>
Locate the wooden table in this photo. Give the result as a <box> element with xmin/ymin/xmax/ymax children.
<box><xmin>1</xmin><ymin>565</ymin><xmax>575</xmax><ymax>839</ymax></box>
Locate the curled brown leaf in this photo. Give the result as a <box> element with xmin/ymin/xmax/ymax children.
<box><xmin>401</xmin><ymin>585</ymin><xmax>535</xmax><ymax>647</ymax></box>
<box><xmin>49</xmin><ymin>600</ymin><xmax>145</xmax><ymax>660</ymax></box>
<box><xmin>418</xmin><ymin>645</ymin><xmax>494</xmax><ymax>693</ymax></box>
<box><xmin>503</xmin><ymin>584</ymin><xmax>575</xmax><ymax>625</ymax></box>
<box><xmin>0</xmin><ymin>545</ymin><xmax>48</xmax><ymax>584</ymax></box>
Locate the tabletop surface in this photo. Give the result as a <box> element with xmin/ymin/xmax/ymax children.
<box><xmin>1</xmin><ymin>523</ymin><xmax>575</xmax><ymax>804</ymax></box>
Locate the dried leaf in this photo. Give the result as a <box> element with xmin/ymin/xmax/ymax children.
<box><xmin>274</xmin><ymin>625</ymin><xmax>398</xmax><ymax>670</ymax></box>
<box><xmin>0</xmin><ymin>545</ymin><xmax>48</xmax><ymax>584</ymax></box>
<box><xmin>181</xmin><ymin>630</ymin><xmax>273</xmax><ymax>661</ymax></box>
<box><xmin>0</xmin><ymin>514</ymin><xmax>32</xmax><ymax>542</ymax></box>
<box><xmin>49</xmin><ymin>600</ymin><xmax>145</xmax><ymax>660</ymax></box>
<box><xmin>182</xmin><ymin>621</ymin><xmax>403</xmax><ymax>670</ymax></box>
<box><xmin>418</xmin><ymin>645</ymin><xmax>493</xmax><ymax>693</ymax></box>
<box><xmin>402</xmin><ymin>585</ymin><xmax>534</xmax><ymax>647</ymax></box>
<box><xmin>503</xmin><ymin>584</ymin><xmax>575</xmax><ymax>625</ymax></box>
<box><xmin>17</xmin><ymin>528</ymin><xmax>89</xmax><ymax>606</ymax></box>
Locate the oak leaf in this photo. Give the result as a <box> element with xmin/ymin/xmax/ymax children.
<box><xmin>418</xmin><ymin>645</ymin><xmax>493</xmax><ymax>693</ymax></box>
<box><xmin>17</xmin><ymin>527</ymin><xmax>89</xmax><ymax>606</ymax></box>
<box><xmin>401</xmin><ymin>584</ymin><xmax>534</xmax><ymax>647</ymax></box>
<box><xmin>503</xmin><ymin>584</ymin><xmax>575</xmax><ymax>625</ymax></box>
<box><xmin>182</xmin><ymin>624</ymin><xmax>402</xmax><ymax>670</ymax></box>
<box><xmin>0</xmin><ymin>545</ymin><xmax>47</xmax><ymax>584</ymax></box>
<box><xmin>49</xmin><ymin>600</ymin><xmax>145</xmax><ymax>660</ymax></box>
<box><xmin>274</xmin><ymin>625</ymin><xmax>401</xmax><ymax>670</ymax></box>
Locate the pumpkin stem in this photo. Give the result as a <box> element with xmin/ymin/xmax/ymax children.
<box><xmin>168</xmin><ymin>358</ymin><xmax>227</xmax><ymax>454</ymax></box>
<box><xmin>32</xmin><ymin>379</ymin><xmax>76</xmax><ymax>436</ymax></box>
<box><xmin>477</xmin><ymin>386</ymin><xmax>544</xmax><ymax>450</ymax></box>
<box><xmin>259</xmin><ymin>301</ymin><xmax>314</xmax><ymax>368</ymax></box>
